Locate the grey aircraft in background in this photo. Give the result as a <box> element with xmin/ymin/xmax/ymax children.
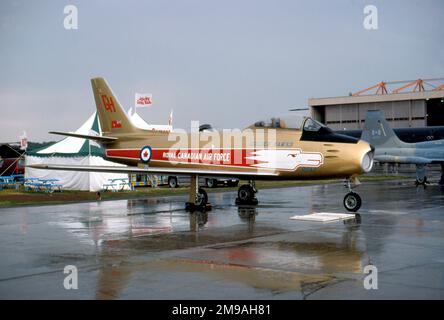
<box><xmin>361</xmin><ymin>110</ymin><xmax>444</xmax><ymax>185</ymax></box>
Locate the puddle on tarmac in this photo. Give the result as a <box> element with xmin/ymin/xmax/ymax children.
<box><xmin>144</xmin><ymin>259</ymin><xmax>336</xmax><ymax>294</ymax></box>
<box><xmin>93</xmin><ymin>238</ymin><xmax>365</xmax><ymax>298</ymax></box>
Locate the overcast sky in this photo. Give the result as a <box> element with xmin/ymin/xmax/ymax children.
<box><xmin>1</xmin><ymin>0</ymin><xmax>443</xmax><ymax>142</ymax></box>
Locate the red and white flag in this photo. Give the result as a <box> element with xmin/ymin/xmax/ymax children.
<box><xmin>20</xmin><ymin>131</ymin><xmax>28</xmax><ymax>150</ymax></box>
<box><xmin>168</xmin><ymin>110</ymin><xmax>173</xmax><ymax>127</ymax></box>
<box><xmin>135</xmin><ymin>93</ymin><xmax>153</xmax><ymax>108</ymax></box>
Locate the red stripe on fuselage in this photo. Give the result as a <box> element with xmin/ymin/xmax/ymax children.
<box><xmin>106</xmin><ymin>148</ymin><xmax>263</xmax><ymax>167</ymax></box>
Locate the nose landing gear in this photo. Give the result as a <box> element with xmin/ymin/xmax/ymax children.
<box><xmin>343</xmin><ymin>178</ymin><xmax>362</xmax><ymax>212</ymax></box>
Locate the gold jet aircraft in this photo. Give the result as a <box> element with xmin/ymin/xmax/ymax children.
<box><xmin>29</xmin><ymin>78</ymin><xmax>374</xmax><ymax>212</ymax></box>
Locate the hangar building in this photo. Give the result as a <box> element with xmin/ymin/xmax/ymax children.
<box><xmin>309</xmin><ymin>79</ymin><xmax>444</xmax><ymax>130</ymax></box>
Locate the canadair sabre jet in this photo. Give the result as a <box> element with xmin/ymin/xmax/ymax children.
<box><xmin>29</xmin><ymin>78</ymin><xmax>374</xmax><ymax>212</ymax></box>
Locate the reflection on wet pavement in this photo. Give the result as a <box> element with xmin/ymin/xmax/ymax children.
<box><xmin>1</xmin><ymin>180</ymin><xmax>444</xmax><ymax>299</ymax></box>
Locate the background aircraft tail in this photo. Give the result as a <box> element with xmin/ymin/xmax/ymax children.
<box><xmin>91</xmin><ymin>77</ymin><xmax>138</xmax><ymax>135</ymax></box>
<box><xmin>361</xmin><ymin>110</ymin><xmax>406</xmax><ymax>148</ymax></box>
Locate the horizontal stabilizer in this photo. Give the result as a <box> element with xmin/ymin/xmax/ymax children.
<box><xmin>27</xmin><ymin>164</ymin><xmax>278</xmax><ymax>178</ymax></box>
<box><xmin>49</xmin><ymin>131</ymin><xmax>118</xmax><ymax>142</ymax></box>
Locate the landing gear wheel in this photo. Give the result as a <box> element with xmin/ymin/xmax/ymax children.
<box><xmin>238</xmin><ymin>185</ymin><xmax>254</xmax><ymax>202</ymax></box>
<box><xmin>168</xmin><ymin>176</ymin><xmax>179</xmax><ymax>188</ymax></box>
<box><xmin>195</xmin><ymin>188</ymin><xmax>208</xmax><ymax>206</ymax></box>
<box><xmin>235</xmin><ymin>182</ymin><xmax>258</xmax><ymax>205</ymax></box>
<box><xmin>415</xmin><ymin>176</ymin><xmax>427</xmax><ymax>186</ymax></box>
<box><xmin>343</xmin><ymin>192</ymin><xmax>361</xmax><ymax>212</ymax></box>
<box><xmin>206</xmin><ymin>178</ymin><xmax>216</xmax><ymax>188</ymax></box>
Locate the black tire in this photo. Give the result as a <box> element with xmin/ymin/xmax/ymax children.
<box><xmin>168</xmin><ymin>176</ymin><xmax>179</xmax><ymax>188</ymax></box>
<box><xmin>238</xmin><ymin>185</ymin><xmax>254</xmax><ymax>203</ymax></box>
<box><xmin>196</xmin><ymin>188</ymin><xmax>208</xmax><ymax>206</ymax></box>
<box><xmin>415</xmin><ymin>176</ymin><xmax>427</xmax><ymax>185</ymax></box>
<box><xmin>343</xmin><ymin>192</ymin><xmax>362</xmax><ymax>212</ymax></box>
<box><xmin>206</xmin><ymin>178</ymin><xmax>217</xmax><ymax>188</ymax></box>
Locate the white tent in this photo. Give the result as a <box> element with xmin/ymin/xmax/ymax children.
<box><xmin>128</xmin><ymin>107</ymin><xmax>172</xmax><ymax>132</ymax></box>
<box><xmin>25</xmin><ymin>113</ymin><xmax>130</xmax><ymax>192</ymax></box>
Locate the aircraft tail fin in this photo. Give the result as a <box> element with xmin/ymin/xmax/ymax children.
<box><xmin>91</xmin><ymin>77</ymin><xmax>138</xmax><ymax>135</ymax></box>
<box><xmin>361</xmin><ymin>110</ymin><xmax>406</xmax><ymax>148</ymax></box>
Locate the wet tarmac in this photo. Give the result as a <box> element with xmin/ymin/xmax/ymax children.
<box><xmin>1</xmin><ymin>179</ymin><xmax>444</xmax><ymax>299</ymax></box>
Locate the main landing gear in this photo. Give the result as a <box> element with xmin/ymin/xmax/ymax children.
<box><xmin>185</xmin><ymin>174</ymin><xmax>212</xmax><ymax>212</ymax></box>
<box><xmin>415</xmin><ymin>164</ymin><xmax>444</xmax><ymax>186</ymax></box>
<box><xmin>235</xmin><ymin>180</ymin><xmax>259</xmax><ymax>205</ymax></box>
<box><xmin>415</xmin><ymin>164</ymin><xmax>428</xmax><ymax>186</ymax></box>
<box><xmin>343</xmin><ymin>178</ymin><xmax>362</xmax><ymax>212</ymax></box>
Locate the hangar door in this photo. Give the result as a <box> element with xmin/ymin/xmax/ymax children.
<box><xmin>426</xmin><ymin>99</ymin><xmax>444</xmax><ymax>126</ymax></box>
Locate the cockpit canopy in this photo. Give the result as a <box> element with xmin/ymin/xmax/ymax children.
<box><xmin>250</xmin><ymin>114</ymin><xmax>359</xmax><ymax>144</ymax></box>
<box><xmin>302</xmin><ymin>118</ymin><xmax>326</xmax><ymax>132</ymax></box>
<box><xmin>252</xmin><ymin>115</ymin><xmax>326</xmax><ymax>132</ymax></box>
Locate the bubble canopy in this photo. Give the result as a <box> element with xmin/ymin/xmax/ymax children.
<box><xmin>252</xmin><ymin>114</ymin><xmax>326</xmax><ymax>132</ymax></box>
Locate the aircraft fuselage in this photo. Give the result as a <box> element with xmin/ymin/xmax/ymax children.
<box><xmin>103</xmin><ymin>127</ymin><xmax>373</xmax><ymax>180</ymax></box>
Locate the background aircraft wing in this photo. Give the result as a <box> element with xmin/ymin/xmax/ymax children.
<box><xmin>27</xmin><ymin>164</ymin><xmax>279</xmax><ymax>178</ymax></box>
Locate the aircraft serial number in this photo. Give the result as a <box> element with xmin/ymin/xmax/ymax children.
<box><xmin>216</xmin><ymin>304</ymin><xmax>271</xmax><ymax>315</ymax></box>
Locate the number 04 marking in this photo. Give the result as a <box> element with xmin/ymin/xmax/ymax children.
<box><xmin>101</xmin><ymin>95</ymin><xmax>116</xmax><ymax>112</ymax></box>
